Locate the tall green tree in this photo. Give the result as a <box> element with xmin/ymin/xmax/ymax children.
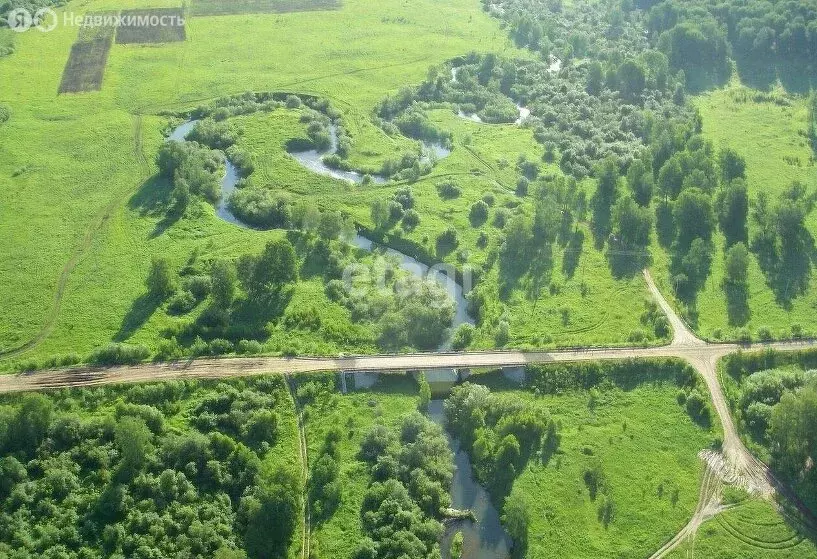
<box><xmin>211</xmin><ymin>260</ymin><xmax>237</xmax><ymax>309</ymax></box>
<box><xmin>612</xmin><ymin>195</ymin><xmax>652</xmax><ymax>249</ymax></box>
<box><xmin>6</xmin><ymin>394</ymin><xmax>52</xmax><ymax>455</ymax></box>
<box><xmin>115</xmin><ymin>416</ymin><xmax>153</xmax><ymax>479</ymax></box>
<box><xmin>626</xmin><ymin>158</ymin><xmax>654</xmax><ymax>207</ymax></box>
<box><xmin>243</xmin><ymin>467</ymin><xmax>301</xmax><ymax>559</ymax></box>
<box><xmin>591</xmin><ymin>156</ymin><xmax>620</xmax><ymax>243</ymax></box>
<box><xmin>617</xmin><ymin>59</ymin><xmax>646</xmax><ymax>102</ymax></box>
<box><xmin>716</xmin><ymin>178</ymin><xmax>749</xmax><ymax>246</ymax></box>
<box><xmin>673</xmin><ymin>188</ymin><xmax>714</xmax><ymax>251</ymax></box>
<box><xmin>658</xmin><ymin>156</ymin><xmax>684</xmax><ymax>200</ymax></box>
<box><xmin>586</xmin><ymin>61</ymin><xmax>604</xmax><ymax>95</ymax></box>
<box><xmin>503</xmin><ymin>490</ymin><xmax>530</xmax><ymax>557</ymax></box>
<box><xmin>718</xmin><ymin>147</ymin><xmax>746</xmax><ymax>184</ymax></box>
<box><xmin>147</xmin><ymin>257</ymin><xmax>175</xmax><ymax>300</ymax></box>
<box><xmin>769</xmin><ymin>381</ymin><xmax>817</xmax><ymax>483</ymax></box>
<box><xmin>240</xmin><ymin>239</ymin><xmax>298</xmax><ymax>298</ymax></box>
<box><xmin>723</xmin><ymin>242</ymin><xmax>750</xmax><ymax>325</ymax></box>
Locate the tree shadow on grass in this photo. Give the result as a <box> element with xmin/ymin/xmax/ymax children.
<box><xmin>684</xmin><ymin>64</ymin><xmax>731</xmax><ymax>94</ymax></box>
<box><xmin>725</xmin><ymin>283</ymin><xmax>751</xmax><ymax>327</ymax></box>
<box><xmin>498</xmin><ymin>256</ymin><xmax>528</xmax><ymax>301</ymax></box>
<box><xmin>128</xmin><ymin>175</ymin><xmax>181</xmax><ymax>238</ymax></box>
<box><xmin>525</xmin><ymin>246</ymin><xmax>553</xmax><ymax>302</ymax></box>
<box><xmin>734</xmin><ymin>55</ymin><xmax>777</xmax><ymax>92</ymax></box>
<box><xmin>778</xmin><ymin>59</ymin><xmax>817</xmax><ymax>95</ymax></box>
<box><xmin>562</xmin><ymin>230</ymin><xmax>584</xmax><ymax>279</ymax></box>
<box><xmin>297</xmin><ymin>236</ymin><xmax>336</xmax><ymax>281</ymax></box>
<box><xmin>114</xmin><ymin>292</ymin><xmax>162</xmax><ymax>342</ymax></box>
<box><xmin>230</xmin><ymin>287</ymin><xmax>294</xmax><ymax>335</ymax></box>
<box><xmin>754</xmin><ymin>237</ymin><xmax>816</xmax><ymax>309</ymax></box>
<box><xmin>606</xmin><ymin>246</ymin><xmax>651</xmax><ymax>279</ymax></box>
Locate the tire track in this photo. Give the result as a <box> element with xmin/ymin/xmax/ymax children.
<box><xmin>0</xmin><ymin>113</ymin><xmax>150</xmax><ymax>360</ymax></box>
<box><xmin>287</xmin><ymin>376</ymin><xmax>311</xmax><ymax>559</ymax></box>
<box><xmin>649</xmin><ymin>461</ymin><xmax>723</xmax><ymax>559</ymax></box>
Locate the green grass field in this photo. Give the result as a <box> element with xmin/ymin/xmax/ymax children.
<box><xmin>291</xmin><ymin>367</ymin><xmax>719</xmax><ymax>559</ymax></box>
<box><xmin>649</xmin><ymin>82</ymin><xmax>817</xmax><ymax>342</ymax></box>
<box><xmin>0</xmin><ymin>0</ymin><xmax>527</xmax><ymax>363</ymax></box>
<box><xmin>666</xmin><ymin>499</ymin><xmax>817</xmax><ymax>559</ymax></box>
<box><xmin>466</xmin><ymin>369</ymin><xmax>717</xmax><ymax>559</ymax></box>
<box><xmin>229</xmin><ymin>105</ymin><xmax>659</xmax><ymax>350</ymax></box>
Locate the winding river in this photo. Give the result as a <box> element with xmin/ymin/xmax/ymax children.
<box><xmin>451</xmin><ymin>60</ymin><xmax>561</xmax><ymax>126</ymax></box>
<box><xmin>170</xmin><ymin>116</ymin><xmax>509</xmax><ymax>559</ymax></box>
<box><xmin>167</xmin><ymin>119</ymin><xmax>468</xmax><ymax>333</ymax></box>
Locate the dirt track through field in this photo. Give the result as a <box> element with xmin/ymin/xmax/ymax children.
<box><xmin>0</xmin><ymin>114</ymin><xmax>151</xmax><ymax>360</ymax></box>
<box><xmin>287</xmin><ymin>377</ymin><xmax>311</xmax><ymax>559</ymax></box>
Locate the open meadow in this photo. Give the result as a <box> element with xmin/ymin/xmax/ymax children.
<box><xmin>650</xmin><ymin>82</ymin><xmax>817</xmax><ymax>343</ymax></box>
<box><xmin>0</xmin><ymin>0</ymin><xmax>533</xmax><ymax>364</ymax></box>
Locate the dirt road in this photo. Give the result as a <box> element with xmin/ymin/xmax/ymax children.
<box><xmin>1</xmin><ymin>269</ymin><xmax>814</xmax><ymax>554</ymax></box>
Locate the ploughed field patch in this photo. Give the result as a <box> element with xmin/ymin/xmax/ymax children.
<box><xmin>58</xmin><ymin>13</ymin><xmax>117</xmax><ymax>94</ymax></box>
<box><xmin>115</xmin><ymin>8</ymin><xmax>187</xmax><ymax>44</ymax></box>
<box><xmin>190</xmin><ymin>0</ymin><xmax>341</xmax><ymax>17</ymax></box>
<box><xmin>60</xmin><ymin>8</ymin><xmax>189</xmax><ymax>94</ymax></box>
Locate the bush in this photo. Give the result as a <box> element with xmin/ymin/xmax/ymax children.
<box><xmin>208</xmin><ymin>339</ymin><xmax>234</xmax><ymax>356</ymax></box>
<box><xmin>0</xmin><ymin>104</ymin><xmax>10</xmax><ymax>125</ymax></box>
<box><xmin>436</xmin><ymin>180</ymin><xmax>462</xmax><ymax>199</ymax></box>
<box><xmin>39</xmin><ymin>353</ymin><xmax>82</xmax><ymax>369</ymax></box>
<box><xmin>246</xmin><ymin>411</ymin><xmax>279</xmax><ymax>448</ymax></box>
<box><xmin>477</xmin><ymin>231</ymin><xmax>489</xmax><ymax>248</ymax></box>
<box><xmin>757</xmin><ymin>326</ymin><xmax>773</xmax><ymax>342</ymax></box>
<box><xmin>168</xmin><ymin>290</ymin><xmax>198</xmax><ymax>315</ymax></box>
<box><xmin>155</xmin><ymin>338</ymin><xmax>183</xmax><ymax>361</ymax></box>
<box><xmin>628</xmin><ymin>329</ymin><xmax>647</xmax><ymax>343</ymax></box>
<box><xmin>451</xmin><ymin>324</ymin><xmax>475</xmax><ymax>350</ymax></box>
<box><xmin>190</xmin><ymin>336</ymin><xmax>209</xmax><ymax>357</ymax></box>
<box><xmin>89</xmin><ymin>343</ymin><xmax>150</xmax><ymax>366</ymax></box>
<box><xmin>182</xmin><ymin>275</ymin><xmax>212</xmax><ymax>300</ymax></box>
<box><xmin>737</xmin><ymin>328</ymin><xmax>752</xmax><ymax>344</ymax></box>
<box><xmin>495</xmin><ymin>320</ymin><xmax>511</xmax><ymax>346</ymax></box>
<box><xmin>654</xmin><ymin>316</ymin><xmax>670</xmax><ymax>339</ymax></box>
<box><xmin>236</xmin><ymin>339</ymin><xmax>264</xmax><ymax>355</ymax></box>
<box><xmin>187</xmin><ymin>119</ymin><xmax>237</xmax><ymax>150</ymax></box>
<box><xmin>285</xmin><ymin>95</ymin><xmax>302</xmax><ymax>109</ymax></box>
<box><xmin>516</xmin><ymin>177</ymin><xmax>529</xmax><ymax>196</ymax></box>
<box><xmin>401</xmin><ymin>209</ymin><xmax>420</xmax><ymax>230</ymax></box>
<box><xmin>469</xmin><ymin>200</ymin><xmax>490</xmax><ymax>225</ymax></box>
<box><xmin>685</xmin><ymin>389</ymin><xmax>711</xmax><ymax>424</ymax></box>
<box><xmin>436</xmin><ymin>227</ymin><xmax>459</xmax><ymax>253</ymax></box>
<box><xmin>228</xmin><ymin>188</ymin><xmax>292</xmax><ymax>229</ymax></box>
<box><xmin>147</xmin><ymin>257</ymin><xmax>175</xmax><ymax>300</ymax></box>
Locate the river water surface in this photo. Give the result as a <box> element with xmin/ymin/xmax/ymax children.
<box><xmin>167</xmin><ymin>119</ymin><xmax>467</xmax><ymax>333</ymax></box>
<box><xmin>428</xmin><ymin>399</ymin><xmax>513</xmax><ymax>559</ymax></box>
<box><xmin>170</xmin><ymin>117</ymin><xmax>508</xmax><ymax>558</ymax></box>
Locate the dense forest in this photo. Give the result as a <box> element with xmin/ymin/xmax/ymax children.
<box><xmin>0</xmin><ymin>377</ymin><xmax>301</xmax><ymax>558</ymax></box>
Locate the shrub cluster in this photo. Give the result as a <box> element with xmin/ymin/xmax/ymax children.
<box><xmin>354</xmin><ymin>413</ymin><xmax>453</xmax><ymax>559</ymax></box>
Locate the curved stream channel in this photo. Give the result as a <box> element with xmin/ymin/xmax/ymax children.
<box><xmin>168</xmin><ymin>119</ymin><xmax>469</xmax><ymax>334</ymax></box>
<box><xmin>169</xmin><ymin>118</ymin><xmax>510</xmax><ymax>557</ymax></box>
